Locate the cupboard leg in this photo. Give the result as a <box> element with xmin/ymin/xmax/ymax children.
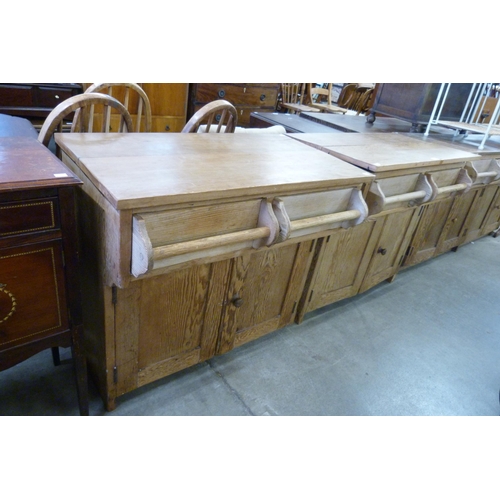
<box><xmin>71</xmin><ymin>325</ymin><xmax>89</xmax><ymax>416</ymax></box>
<box><xmin>51</xmin><ymin>347</ymin><xmax>61</xmax><ymax>366</ymax></box>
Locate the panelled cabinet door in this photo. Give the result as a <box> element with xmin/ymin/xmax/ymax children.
<box><xmin>218</xmin><ymin>242</ymin><xmax>313</xmax><ymax>354</ymax></box>
<box><xmin>404</xmin><ymin>198</ymin><xmax>456</xmax><ymax>267</ymax></box>
<box><xmin>360</xmin><ymin>207</ymin><xmax>420</xmax><ymax>293</ymax></box>
<box><xmin>462</xmin><ymin>184</ymin><xmax>500</xmax><ymax>243</ymax></box>
<box><xmin>112</xmin><ymin>259</ymin><xmax>231</xmax><ymax>398</ymax></box>
<box><xmin>296</xmin><ymin>221</ymin><xmax>379</xmax><ymax>322</ymax></box>
<box><xmin>482</xmin><ymin>185</ymin><xmax>500</xmax><ymax>234</ymax></box>
<box><xmin>435</xmin><ymin>189</ymin><xmax>476</xmax><ymax>255</ymax></box>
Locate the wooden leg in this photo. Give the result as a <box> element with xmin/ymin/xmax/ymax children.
<box><xmin>51</xmin><ymin>347</ymin><xmax>60</xmax><ymax>366</ymax></box>
<box><xmin>386</xmin><ymin>274</ymin><xmax>397</xmax><ymax>284</ymax></box>
<box><xmin>71</xmin><ymin>325</ymin><xmax>89</xmax><ymax>416</ymax></box>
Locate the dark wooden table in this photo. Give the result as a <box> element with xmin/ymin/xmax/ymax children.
<box><xmin>249</xmin><ymin>111</ymin><xmax>341</xmax><ymax>133</ymax></box>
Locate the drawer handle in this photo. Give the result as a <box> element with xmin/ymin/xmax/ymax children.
<box><xmin>377</xmin><ymin>247</ymin><xmax>387</xmax><ymax>255</ymax></box>
<box><xmin>272</xmin><ymin>189</ymin><xmax>368</xmax><ymax>242</ymax></box>
<box><xmin>55</xmin><ymin>94</ymin><xmax>60</xmax><ymax>99</ymax></box>
<box><xmin>465</xmin><ymin>159</ymin><xmax>500</xmax><ymax>184</ymax></box>
<box><xmin>260</xmin><ymin>94</ymin><xmax>266</xmax><ymax>101</ymax></box>
<box><xmin>131</xmin><ymin>200</ymin><xmax>280</xmax><ymax>277</ymax></box>
<box><xmin>164</xmin><ymin>125</ymin><xmax>170</xmax><ymax>131</ymax></box>
<box><xmin>367</xmin><ymin>173</ymin><xmax>434</xmax><ymax>214</ymax></box>
<box><xmin>428</xmin><ymin>168</ymin><xmax>472</xmax><ymax>198</ymax></box>
<box><xmin>218</xmin><ymin>90</ymin><xmax>226</xmax><ymax>98</ymax></box>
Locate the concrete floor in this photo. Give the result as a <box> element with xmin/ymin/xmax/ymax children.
<box><xmin>1</xmin><ymin>235</ymin><xmax>499</xmax><ymax>416</ymax></box>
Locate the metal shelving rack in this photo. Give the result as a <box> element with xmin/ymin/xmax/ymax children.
<box><xmin>424</xmin><ymin>83</ymin><xmax>500</xmax><ymax>150</ymax></box>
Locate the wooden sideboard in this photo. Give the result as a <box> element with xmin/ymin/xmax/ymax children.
<box><xmin>0</xmin><ymin>137</ymin><xmax>88</xmax><ymax>415</ymax></box>
<box><xmin>55</xmin><ymin>132</ymin><xmax>374</xmax><ymax>410</ymax></box>
<box><xmin>286</xmin><ymin>133</ymin><xmax>485</xmax><ymax>308</ymax></box>
<box><xmin>188</xmin><ymin>84</ymin><xmax>280</xmax><ymax>127</ymax></box>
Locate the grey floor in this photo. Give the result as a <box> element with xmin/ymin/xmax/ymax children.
<box><xmin>1</xmin><ymin>235</ymin><xmax>499</xmax><ymax>416</ymax></box>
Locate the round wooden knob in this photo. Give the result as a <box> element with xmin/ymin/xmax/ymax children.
<box><xmin>377</xmin><ymin>247</ymin><xmax>387</xmax><ymax>255</ymax></box>
<box><xmin>260</xmin><ymin>94</ymin><xmax>266</xmax><ymax>101</ymax></box>
<box><xmin>232</xmin><ymin>296</ymin><xmax>244</xmax><ymax>308</ymax></box>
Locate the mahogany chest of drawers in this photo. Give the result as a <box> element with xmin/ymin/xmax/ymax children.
<box><xmin>0</xmin><ymin>137</ymin><xmax>88</xmax><ymax>415</ymax></box>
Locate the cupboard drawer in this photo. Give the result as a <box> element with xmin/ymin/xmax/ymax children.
<box><xmin>0</xmin><ymin>241</ymin><xmax>69</xmax><ymax>349</ymax></box>
<box><xmin>0</xmin><ymin>197</ymin><xmax>60</xmax><ymax>237</ymax></box>
<box><xmin>36</xmin><ymin>86</ymin><xmax>75</xmax><ymax>108</ymax></box>
<box><xmin>131</xmin><ymin>198</ymin><xmax>280</xmax><ymax>276</ymax></box>
<box><xmin>0</xmin><ymin>84</ymin><xmax>34</xmax><ymax>107</ymax></box>
<box><xmin>193</xmin><ymin>84</ymin><xmax>279</xmax><ymax>108</ymax></box>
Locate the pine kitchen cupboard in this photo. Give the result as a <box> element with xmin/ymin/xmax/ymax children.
<box><xmin>0</xmin><ymin>137</ymin><xmax>88</xmax><ymax>415</ymax></box>
<box><xmin>55</xmin><ymin>132</ymin><xmax>374</xmax><ymax>410</ymax></box>
<box><xmin>286</xmin><ymin>133</ymin><xmax>480</xmax><ymax>291</ymax></box>
<box><xmin>188</xmin><ymin>84</ymin><xmax>280</xmax><ymax>127</ymax></box>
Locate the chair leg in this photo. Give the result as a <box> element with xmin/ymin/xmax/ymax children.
<box><xmin>51</xmin><ymin>347</ymin><xmax>61</xmax><ymax>366</ymax></box>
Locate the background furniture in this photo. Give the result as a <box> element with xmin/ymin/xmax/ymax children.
<box><xmin>0</xmin><ymin>84</ymin><xmax>83</xmax><ymax>123</ymax></box>
<box><xmin>307</xmin><ymin>83</ymin><xmax>347</xmax><ymax>114</ymax></box>
<box><xmin>187</xmin><ymin>84</ymin><xmax>280</xmax><ymax>127</ymax></box>
<box><xmin>55</xmin><ymin>132</ymin><xmax>373</xmax><ymax>410</ymax></box>
<box><xmin>0</xmin><ymin>114</ymin><xmax>38</xmax><ymax>138</ymax></box>
<box><xmin>367</xmin><ymin>83</ymin><xmax>474</xmax><ymax>132</ymax></box>
<box><xmin>181</xmin><ymin>100</ymin><xmax>237</xmax><ymax>133</ymax></box>
<box><xmin>82</xmin><ymin>83</ymin><xmax>153</xmax><ymax>132</ymax></box>
<box><xmin>249</xmin><ymin>111</ymin><xmax>340</xmax><ymax>133</ymax></box>
<box><xmin>38</xmin><ymin>93</ymin><xmax>133</xmax><ymax>154</ymax></box>
<box><xmin>279</xmin><ymin>83</ymin><xmax>319</xmax><ymax>115</ymax></box>
<box><xmin>0</xmin><ymin>137</ymin><xmax>88</xmax><ymax>415</ymax></box>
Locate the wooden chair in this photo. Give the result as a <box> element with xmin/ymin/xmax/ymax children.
<box><xmin>182</xmin><ymin>100</ymin><xmax>237</xmax><ymax>133</ymax></box>
<box><xmin>338</xmin><ymin>83</ymin><xmax>374</xmax><ymax>115</ymax></box>
<box><xmin>38</xmin><ymin>93</ymin><xmax>134</xmax><ymax>154</ymax></box>
<box><xmin>279</xmin><ymin>83</ymin><xmax>320</xmax><ymax>114</ymax></box>
<box><xmin>83</xmin><ymin>83</ymin><xmax>153</xmax><ymax>132</ymax></box>
<box><xmin>308</xmin><ymin>83</ymin><xmax>348</xmax><ymax>114</ymax></box>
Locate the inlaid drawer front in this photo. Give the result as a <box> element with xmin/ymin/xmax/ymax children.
<box><xmin>465</xmin><ymin>159</ymin><xmax>500</xmax><ymax>186</ymax></box>
<box><xmin>272</xmin><ymin>188</ymin><xmax>368</xmax><ymax>241</ymax></box>
<box><xmin>0</xmin><ymin>241</ymin><xmax>69</xmax><ymax>349</ymax></box>
<box><xmin>367</xmin><ymin>174</ymin><xmax>434</xmax><ymax>214</ymax></box>
<box><xmin>131</xmin><ymin>199</ymin><xmax>280</xmax><ymax>277</ymax></box>
<box><xmin>0</xmin><ymin>198</ymin><xmax>60</xmax><ymax>237</ymax></box>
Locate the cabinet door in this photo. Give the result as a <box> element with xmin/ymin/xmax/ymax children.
<box><xmin>462</xmin><ymin>184</ymin><xmax>500</xmax><ymax>242</ymax></box>
<box><xmin>404</xmin><ymin>198</ymin><xmax>455</xmax><ymax>267</ymax></box>
<box><xmin>360</xmin><ymin>207</ymin><xmax>420</xmax><ymax>292</ymax></box>
<box><xmin>0</xmin><ymin>241</ymin><xmax>69</xmax><ymax>351</ymax></box>
<box><xmin>482</xmin><ymin>185</ymin><xmax>500</xmax><ymax>234</ymax></box>
<box><xmin>297</xmin><ymin>220</ymin><xmax>379</xmax><ymax>321</ymax></box>
<box><xmin>218</xmin><ymin>242</ymin><xmax>313</xmax><ymax>353</ymax></box>
<box><xmin>435</xmin><ymin>189</ymin><xmax>476</xmax><ymax>254</ymax></box>
<box><xmin>112</xmin><ymin>259</ymin><xmax>231</xmax><ymax>397</ymax></box>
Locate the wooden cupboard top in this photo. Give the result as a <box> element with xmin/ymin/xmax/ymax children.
<box><xmin>0</xmin><ymin>137</ymin><xmax>82</xmax><ymax>191</ymax></box>
<box><xmin>287</xmin><ymin>132</ymin><xmax>481</xmax><ymax>173</ymax></box>
<box><xmin>55</xmin><ymin>133</ymin><xmax>374</xmax><ymax>210</ymax></box>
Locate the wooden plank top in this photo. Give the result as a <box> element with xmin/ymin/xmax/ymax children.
<box><xmin>55</xmin><ymin>133</ymin><xmax>374</xmax><ymax>210</ymax></box>
<box><xmin>287</xmin><ymin>132</ymin><xmax>482</xmax><ymax>173</ymax></box>
<box><xmin>0</xmin><ymin>137</ymin><xmax>82</xmax><ymax>192</ymax></box>
<box><xmin>300</xmin><ymin>112</ymin><xmax>416</xmax><ymax>133</ymax></box>
<box><xmin>249</xmin><ymin>111</ymin><xmax>341</xmax><ymax>133</ymax></box>
<box><xmin>407</xmin><ymin>132</ymin><xmax>500</xmax><ymax>159</ymax></box>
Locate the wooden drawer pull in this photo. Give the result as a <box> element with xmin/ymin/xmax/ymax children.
<box><xmin>272</xmin><ymin>188</ymin><xmax>368</xmax><ymax>242</ymax></box>
<box><xmin>289</xmin><ymin>209</ymin><xmax>361</xmax><ymax>232</ymax></box>
<box><xmin>153</xmin><ymin>226</ymin><xmax>270</xmax><ymax>261</ymax></box>
<box><xmin>465</xmin><ymin>159</ymin><xmax>500</xmax><ymax>184</ymax></box>
<box><xmin>427</xmin><ymin>168</ymin><xmax>472</xmax><ymax>198</ymax></box>
<box><xmin>367</xmin><ymin>173</ymin><xmax>434</xmax><ymax>214</ymax></box>
<box><xmin>436</xmin><ymin>183</ymin><xmax>468</xmax><ymax>195</ymax></box>
<box><xmin>131</xmin><ymin>199</ymin><xmax>279</xmax><ymax>277</ymax></box>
